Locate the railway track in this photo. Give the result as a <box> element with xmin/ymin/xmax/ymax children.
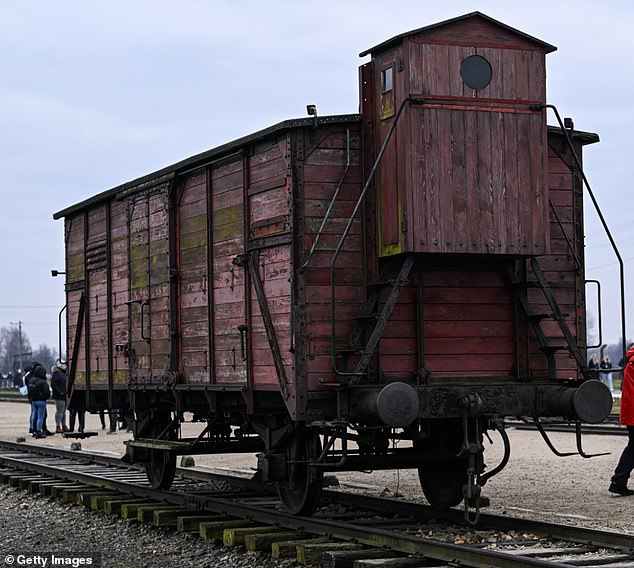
<box><xmin>0</xmin><ymin>440</ymin><xmax>632</xmax><ymax>568</ymax></box>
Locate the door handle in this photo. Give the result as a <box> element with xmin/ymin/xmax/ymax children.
<box><xmin>238</xmin><ymin>324</ymin><xmax>248</xmax><ymax>361</ymax></box>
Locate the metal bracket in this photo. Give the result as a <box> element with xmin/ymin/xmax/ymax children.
<box><xmin>115</xmin><ymin>343</ymin><xmax>134</xmax><ymax>358</ymax></box>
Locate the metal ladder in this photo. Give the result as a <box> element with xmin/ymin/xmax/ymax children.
<box><xmin>506</xmin><ymin>257</ymin><xmax>586</xmax><ymax>378</ymax></box>
<box><xmin>339</xmin><ymin>254</ymin><xmax>415</xmax><ymax>384</ymax></box>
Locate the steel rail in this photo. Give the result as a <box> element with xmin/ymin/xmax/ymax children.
<box><xmin>323</xmin><ymin>490</ymin><xmax>634</xmax><ymax>552</ymax></box>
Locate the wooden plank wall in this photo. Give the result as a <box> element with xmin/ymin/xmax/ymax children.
<box><xmin>249</xmin><ymin>246</ymin><xmax>292</xmax><ymax>388</ymax></box>
<box><xmin>378</xmin><ymin>262</ymin><xmax>515</xmax><ymax>380</ymax></box>
<box><xmin>526</xmin><ymin>143</ymin><xmax>583</xmax><ymax>379</ymax></box>
<box><xmin>178</xmin><ymin>171</ymin><xmax>211</xmax><ymax>383</ymax></box>
<box><xmin>421</xmin><ymin>268</ymin><xmax>515</xmax><ymax>378</ymax></box>
<box><xmin>210</xmin><ymin>157</ymin><xmax>246</xmax><ymax>385</ymax></box>
<box><xmin>86</xmin><ymin>205</ymin><xmax>108</xmax><ymax>386</ymax></box>
<box><xmin>407</xmin><ymin>108</ymin><xmax>547</xmax><ymax>256</ymax></box>
<box><xmin>126</xmin><ymin>189</ymin><xmax>170</xmax><ymax>382</ymax></box>
<box><xmin>301</xmin><ymin>127</ymin><xmax>365</xmax><ymax>390</ymax></box>
<box><xmin>66</xmin><ymin>186</ymin><xmax>172</xmax><ymax>391</ymax></box>
<box><xmin>65</xmin><ymin>214</ymin><xmax>86</xmax><ymax>385</ymax></box>
<box><xmin>177</xmin><ymin>136</ymin><xmax>294</xmax><ymax>388</ymax></box>
<box><xmin>109</xmin><ymin>200</ymin><xmax>130</xmax><ymax>384</ymax></box>
<box><xmin>408</xmin><ymin>42</ymin><xmax>545</xmax><ymax>102</ymax></box>
<box><xmin>246</xmin><ymin>138</ymin><xmax>292</xmax><ymax>389</ymax></box>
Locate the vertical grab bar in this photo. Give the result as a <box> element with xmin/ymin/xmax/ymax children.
<box><xmin>58</xmin><ymin>304</ymin><xmax>67</xmax><ymax>362</ymax></box>
<box><xmin>585</xmin><ymin>279</ymin><xmax>603</xmax><ymax>349</ymax></box>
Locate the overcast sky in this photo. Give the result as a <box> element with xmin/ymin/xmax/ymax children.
<box><xmin>0</xmin><ymin>0</ymin><xmax>632</xmax><ymax>355</ymax></box>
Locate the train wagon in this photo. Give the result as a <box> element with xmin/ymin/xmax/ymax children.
<box><xmin>53</xmin><ymin>12</ymin><xmax>613</xmax><ymax>519</ymax></box>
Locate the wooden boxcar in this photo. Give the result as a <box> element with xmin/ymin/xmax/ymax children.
<box><xmin>54</xmin><ymin>12</ymin><xmax>612</xmax><ymax>517</ymax></box>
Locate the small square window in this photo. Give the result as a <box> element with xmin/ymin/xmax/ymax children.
<box><xmin>381</xmin><ymin>67</ymin><xmax>393</xmax><ymax>93</ymax></box>
<box><xmin>380</xmin><ymin>66</ymin><xmax>395</xmax><ymax>120</ymax></box>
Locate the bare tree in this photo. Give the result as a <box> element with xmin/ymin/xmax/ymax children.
<box><xmin>32</xmin><ymin>344</ymin><xmax>57</xmax><ymax>374</ymax></box>
<box><xmin>0</xmin><ymin>326</ymin><xmax>33</xmax><ymax>375</ymax></box>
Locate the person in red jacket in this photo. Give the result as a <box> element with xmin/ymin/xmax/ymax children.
<box><xmin>610</xmin><ymin>345</ymin><xmax>634</xmax><ymax>495</ymax></box>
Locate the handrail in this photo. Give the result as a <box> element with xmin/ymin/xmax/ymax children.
<box><xmin>534</xmin><ymin>104</ymin><xmax>627</xmax><ymax>366</ymax></box>
<box><xmin>58</xmin><ymin>303</ymin><xmax>67</xmax><ymax>362</ymax></box>
<box><xmin>330</xmin><ymin>96</ymin><xmax>424</xmax><ymax>377</ymax></box>
<box><xmin>585</xmin><ymin>279</ymin><xmax>603</xmax><ymax>349</ymax></box>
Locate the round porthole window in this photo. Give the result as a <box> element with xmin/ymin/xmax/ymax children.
<box><xmin>460</xmin><ymin>55</ymin><xmax>492</xmax><ymax>90</ymax></box>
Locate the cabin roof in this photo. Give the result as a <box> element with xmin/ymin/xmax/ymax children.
<box><xmin>359</xmin><ymin>11</ymin><xmax>557</xmax><ymax>57</ymax></box>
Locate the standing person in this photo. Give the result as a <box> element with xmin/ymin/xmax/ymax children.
<box><xmin>23</xmin><ymin>363</ymin><xmax>36</xmax><ymax>435</ymax></box>
<box><xmin>68</xmin><ymin>391</ymin><xmax>86</xmax><ymax>434</ymax></box>
<box><xmin>601</xmin><ymin>354</ymin><xmax>614</xmax><ymax>392</ymax></box>
<box><xmin>50</xmin><ymin>361</ymin><xmax>68</xmax><ymax>433</ymax></box>
<box><xmin>106</xmin><ymin>410</ymin><xmax>119</xmax><ymax>434</ymax></box>
<box><xmin>588</xmin><ymin>353</ymin><xmax>600</xmax><ymax>380</ymax></box>
<box><xmin>27</xmin><ymin>365</ymin><xmax>50</xmax><ymax>438</ymax></box>
<box><xmin>68</xmin><ymin>407</ymin><xmax>86</xmax><ymax>433</ymax></box>
<box><xmin>24</xmin><ymin>362</ymin><xmax>53</xmax><ymax>436</ymax></box>
<box><xmin>23</xmin><ymin>362</ymin><xmax>42</xmax><ymax>435</ymax></box>
<box><xmin>610</xmin><ymin>344</ymin><xmax>634</xmax><ymax>495</ymax></box>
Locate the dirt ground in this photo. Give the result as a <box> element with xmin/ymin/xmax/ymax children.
<box><xmin>0</xmin><ymin>400</ymin><xmax>631</xmax><ymax>533</ymax></box>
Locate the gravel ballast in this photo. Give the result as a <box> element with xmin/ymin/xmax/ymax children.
<box><xmin>0</xmin><ymin>484</ymin><xmax>301</xmax><ymax>568</ymax></box>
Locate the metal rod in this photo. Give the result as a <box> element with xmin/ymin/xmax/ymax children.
<box><xmin>537</xmin><ymin>104</ymin><xmax>627</xmax><ymax>366</ymax></box>
<box><xmin>301</xmin><ymin>128</ymin><xmax>351</xmax><ymax>270</ymax></box>
<box><xmin>58</xmin><ymin>305</ymin><xmax>67</xmax><ymax>362</ymax></box>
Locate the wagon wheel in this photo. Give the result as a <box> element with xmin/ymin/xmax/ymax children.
<box><xmin>418</xmin><ymin>456</ymin><xmax>467</xmax><ymax>509</ymax></box>
<box><xmin>277</xmin><ymin>429</ymin><xmax>323</xmax><ymax>515</ymax></box>
<box><xmin>140</xmin><ymin>410</ymin><xmax>177</xmax><ymax>490</ymax></box>
<box><xmin>146</xmin><ymin>448</ymin><xmax>177</xmax><ymax>490</ymax></box>
<box><xmin>415</xmin><ymin>420</ymin><xmax>467</xmax><ymax>509</ymax></box>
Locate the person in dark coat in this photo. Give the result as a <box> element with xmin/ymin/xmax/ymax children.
<box><xmin>610</xmin><ymin>344</ymin><xmax>634</xmax><ymax>495</ymax></box>
<box><xmin>588</xmin><ymin>353</ymin><xmax>600</xmax><ymax>380</ymax></box>
<box><xmin>600</xmin><ymin>354</ymin><xmax>614</xmax><ymax>391</ymax></box>
<box><xmin>28</xmin><ymin>365</ymin><xmax>51</xmax><ymax>438</ymax></box>
<box><xmin>50</xmin><ymin>362</ymin><xmax>68</xmax><ymax>433</ymax></box>
<box><xmin>24</xmin><ymin>362</ymin><xmax>53</xmax><ymax>436</ymax></box>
